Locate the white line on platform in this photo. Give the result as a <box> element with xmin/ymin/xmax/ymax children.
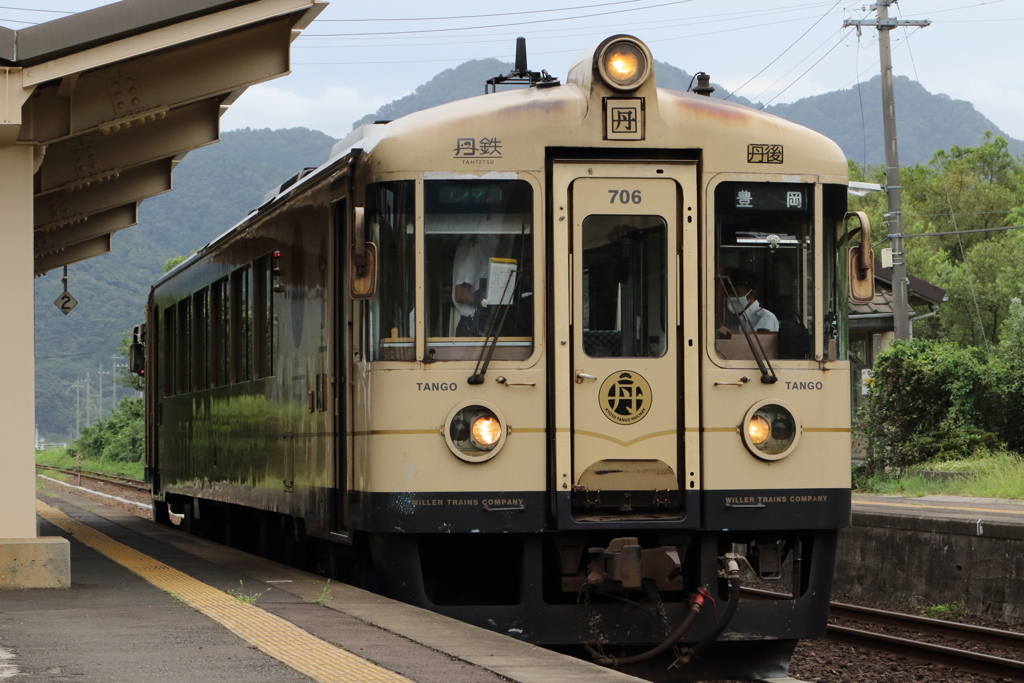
<box><xmin>37</xmin><ymin>474</ymin><xmax>152</xmax><ymax>511</ymax></box>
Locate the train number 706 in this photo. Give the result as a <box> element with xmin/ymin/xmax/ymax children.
<box><xmin>608</xmin><ymin>189</ymin><xmax>642</xmax><ymax>204</ymax></box>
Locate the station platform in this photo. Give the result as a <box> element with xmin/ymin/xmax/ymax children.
<box><xmin>852</xmin><ymin>493</ymin><xmax>1024</xmax><ymax>532</ymax></box>
<box><xmin>2</xmin><ymin>484</ymin><xmax>646</xmax><ymax>683</ymax></box>
<box><xmin>840</xmin><ymin>494</ymin><xmax>1024</xmax><ymax>626</ymax></box>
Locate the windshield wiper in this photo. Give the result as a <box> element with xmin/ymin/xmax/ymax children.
<box><xmin>718</xmin><ymin>275</ymin><xmax>778</xmax><ymax>384</ymax></box>
<box><xmin>467</xmin><ymin>271</ymin><xmax>518</xmax><ymax>384</ymax></box>
<box><xmin>468</xmin><ymin>228</ymin><xmax>527</xmax><ymax>385</ymax></box>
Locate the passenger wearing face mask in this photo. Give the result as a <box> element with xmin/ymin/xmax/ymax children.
<box><xmin>724</xmin><ymin>271</ymin><xmax>779</xmax><ymax>333</ymax></box>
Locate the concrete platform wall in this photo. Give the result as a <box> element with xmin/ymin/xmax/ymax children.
<box><xmin>833</xmin><ymin>512</ymin><xmax>1024</xmax><ymax>626</ymax></box>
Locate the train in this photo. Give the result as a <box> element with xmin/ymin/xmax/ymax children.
<box><xmin>136</xmin><ymin>35</ymin><xmax>874</xmax><ymax>681</ymax></box>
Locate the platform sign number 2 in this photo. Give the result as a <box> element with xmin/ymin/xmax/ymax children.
<box><xmin>54</xmin><ymin>265</ymin><xmax>78</xmax><ymax>315</ymax></box>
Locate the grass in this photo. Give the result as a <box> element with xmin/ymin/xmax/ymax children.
<box><xmin>227</xmin><ymin>580</ymin><xmax>268</xmax><ymax>604</ymax></box>
<box><xmin>309</xmin><ymin>580</ymin><xmax>333</xmax><ymax>605</ymax></box>
<box><xmin>855</xmin><ymin>450</ymin><xmax>1024</xmax><ymax>499</ymax></box>
<box><xmin>921</xmin><ymin>600</ymin><xmax>970</xmax><ymax>620</ymax></box>
<box><xmin>35</xmin><ymin>448</ymin><xmax>144</xmax><ymax>480</ymax></box>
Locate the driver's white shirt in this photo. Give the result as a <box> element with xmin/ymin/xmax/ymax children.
<box><xmin>740</xmin><ymin>300</ymin><xmax>779</xmax><ymax>332</ymax></box>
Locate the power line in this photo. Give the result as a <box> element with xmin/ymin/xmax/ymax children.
<box><xmin>303</xmin><ymin>0</ymin><xmax>696</xmax><ymax>38</ymax></box>
<box><xmin>757</xmin><ymin>29</ymin><xmax>851</xmax><ymax>108</ymax></box>
<box><xmin>295</xmin><ymin>9</ymin><xmax>847</xmax><ymax>66</ymax></box>
<box><xmin>0</xmin><ymin>5</ymin><xmax>71</xmax><ymax>13</ymax></box>
<box><xmin>897</xmin><ymin>224</ymin><xmax>1024</xmax><ymax>239</ymax></box>
<box><xmin>724</xmin><ymin>0</ymin><xmax>842</xmax><ymax>101</ymax></box>
<box><xmin>316</xmin><ymin>0</ymin><xmax>655</xmax><ymax>22</ymax></box>
<box><xmin>297</xmin><ymin>4</ymin><xmax>837</xmax><ymax>43</ymax></box>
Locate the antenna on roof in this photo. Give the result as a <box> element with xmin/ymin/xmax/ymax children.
<box><xmin>485</xmin><ymin>37</ymin><xmax>560</xmax><ymax>93</ymax></box>
<box><xmin>514</xmin><ymin>37</ymin><xmax>528</xmax><ymax>76</ymax></box>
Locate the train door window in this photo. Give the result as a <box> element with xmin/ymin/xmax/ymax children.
<box><xmin>176</xmin><ymin>298</ymin><xmax>191</xmax><ymax>394</ymax></box>
<box><xmin>367</xmin><ymin>181</ymin><xmax>415</xmax><ymax>361</ymax></box>
<box><xmin>211</xmin><ymin>277</ymin><xmax>229</xmax><ymax>387</ymax></box>
<box><xmin>192</xmin><ymin>288</ymin><xmax>209</xmax><ymax>391</ymax></box>
<box><xmin>581</xmin><ymin>215</ymin><xmax>667</xmax><ymax>358</ymax></box>
<box><xmin>714</xmin><ymin>182</ymin><xmax>814</xmax><ymax>361</ymax></box>
<box><xmin>163</xmin><ymin>305</ymin><xmax>176</xmax><ymax>397</ymax></box>
<box><xmin>254</xmin><ymin>253</ymin><xmax>276</xmax><ymax>378</ymax></box>
<box><xmin>423</xmin><ymin>180</ymin><xmax>534</xmax><ymax>361</ymax></box>
<box><xmin>230</xmin><ymin>266</ymin><xmax>253</xmax><ymax>382</ymax></box>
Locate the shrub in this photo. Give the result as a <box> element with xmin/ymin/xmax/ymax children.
<box><xmin>73</xmin><ymin>397</ymin><xmax>144</xmax><ymax>463</ymax></box>
<box><xmin>863</xmin><ymin>339</ymin><xmax>999</xmax><ymax>469</ymax></box>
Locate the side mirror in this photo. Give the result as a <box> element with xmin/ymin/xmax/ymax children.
<box><xmin>129</xmin><ymin>342</ymin><xmax>145</xmax><ymax>376</ymax></box>
<box><xmin>845</xmin><ymin>211</ymin><xmax>874</xmax><ymax>304</ymax></box>
<box><xmin>350</xmin><ymin>206</ymin><xmax>378</xmax><ymax>300</ymax></box>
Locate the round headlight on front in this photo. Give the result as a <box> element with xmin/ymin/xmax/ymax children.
<box><xmin>598</xmin><ymin>37</ymin><xmax>651</xmax><ymax>90</ymax></box>
<box><xmin>444</xmin><ymin>401</ymin><xmax>508</xmax><ymax>462</ymax></box>
<box><xmin>741</xmin><ymin>401</ymin><xmax>800</xmax><ymax>460</ymax></box>
<box><xmin>747</xmin><ymin>415</ymin><xmax>771</xmax><ymax>445</ymax></box>
<box><xmin>471</xmin><ymin>415</ymin><xmax>501</xmax><ymax>449</ymax></box>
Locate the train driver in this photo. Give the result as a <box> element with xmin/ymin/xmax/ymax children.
<box><xmin>452</xmin><ymin>233</ymin><xmax>500</xmax><ymax>336</ymax></box>
<box><xmin>725</xmin><ymin>270</ymin><xmax>779</xmax><ymax>333</ymax></box>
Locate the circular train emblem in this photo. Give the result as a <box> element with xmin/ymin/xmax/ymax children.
<box><xmin>599</xmin><ymin>371</ymin><xmax>652</xmax><ymax>425</ymax></box>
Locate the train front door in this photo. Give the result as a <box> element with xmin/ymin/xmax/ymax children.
<box><xmin>555</xmin><ymin>162</ymin><xmax>697</xmax><ymax>515</ymax></box>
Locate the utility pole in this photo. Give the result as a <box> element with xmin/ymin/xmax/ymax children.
<box><xmin>845</xmin><ymin>3</ymin><xmax>930</xmax><ymax>340</ymax></box>
<box><xmin>96</xmin><ymin>365</ymin><xmax>109</xmax><ymax>421</ymax></box>
<box><xmin>113</xmin><ymin>355</ymin><xmax>128</xmax><ymax>413</ymax></box>
<box><xmin>71</xmin><ymin>382</ymin><xmax>82</xmax><ymax>440</ymax></box>
<box><xmin>84</xmin><ymin>373</ymin><xmax>91</xmax><ymax>426</ymax></box>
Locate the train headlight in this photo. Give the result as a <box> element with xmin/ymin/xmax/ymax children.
<box><xmin>597</xmin><ymin>37</ymin><xmax>652</xmax><ymax>90</ymax></box>
<box><xmin>747</xmin><ymin>415</ymin><xmax>771</xmax><ymax>445</ymax></box>
<box><xmin>741</xmin><ymin>401</ymin><xmax>800</xmax><ymax>460</ymax></box>
<box><xmin>444</xmin><ymin>401</ymin><xmax>508</xmax><ymax>462</ymax></box>
<box><xmin>471</xmin><ymin>415</ymin><xmax>501</xmax><ymax>449</ymax></box>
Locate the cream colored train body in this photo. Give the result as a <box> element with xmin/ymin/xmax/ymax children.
<box><xmin>146</xmin><ymin>36</ymin><xmax>860</xmax><ymax>680</ymax></box>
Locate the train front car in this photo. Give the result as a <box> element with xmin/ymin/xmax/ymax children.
<box><xmin>144</xmin><ymin>34</ymin><xmax>862</xmax><ymax>682</ymax></box>
<box><xmin>351</xmin><ymin>36</ymin><xmax>856</xmax><ymax>680</ymax></box>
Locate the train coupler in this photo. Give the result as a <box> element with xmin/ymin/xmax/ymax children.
<box><xmin>584</xmin><ymin>537</ymin><xmax>682</xmax><ymax>590</ymax></box>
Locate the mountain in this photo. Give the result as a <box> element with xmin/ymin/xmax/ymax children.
<box><xmin>34</xmin><ymin>127</ymin><xmax>337</xmax><ymax>440</ymax></box>
<box><xmin>352</xmin><ymin>59</ymin><xmax>748</xmax><ymax>129</ymax></box>
<box><xmin>764</xmin><ymin>75</ymin><xmax>1024</xmax><ymax>166</ymax></box>
<box><xmin>353</xmin><ymin>62</ymin><xmax>1020</xmax><ymax>167</ymax></box>
<box><xmin>35</xmin><ymin>64</ymin><xmax>1024</xmax><ymax>438</ymax></box>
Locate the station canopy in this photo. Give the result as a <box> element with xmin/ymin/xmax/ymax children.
<box><xmin>0</xmin><ymin>0</ymin><xmax>325</xmax><ymax>275</ymax></box>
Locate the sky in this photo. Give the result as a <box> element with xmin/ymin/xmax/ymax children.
<box><xmin>4</xmin><ymin>1</ymin><xmax>1024</xmax><ymax>141</ymax></box>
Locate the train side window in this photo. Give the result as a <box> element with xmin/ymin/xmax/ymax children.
<box><xmin>423</xmin><ymin>180</ymin><xmax>534</xmax><ymax>361</ymax></box>
<box><xmin>163</xmin><ymin>305</ymin><xmax>176</xmax><ymax>397</ymax></box>
<box><xmin>230</xmin><ymin>266</ymin><xmax>253</xmax><ymax>382</ymax></box>
<box><xmin>713</xmin><ymin>182</ymin><xmax>814</xmax><ymax>361</ymax></box>
<box><xmin>192</xmin><ymin>288</ymin><xmax>209</xmax><ymax>391</ymax></box>
<box><xmin>254</xmin><ymin>253</ymin><xmax>276</xmax><ymax>378</ymax></box>
<box><xmin>211</xmin><ymin>277</ymin><xmax>229</xmax><ymax>387</ymax></box>
<box><xmin>367</xmin><ymin>181</ymin><xmax>415</xmax><ymax>361</ymax></box>
<box><xmin>176</xmin><ymin>298</ymin><xmax>191</xmax><ymax>394</ymax></box>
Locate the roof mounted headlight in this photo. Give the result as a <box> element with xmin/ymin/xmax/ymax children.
<box><xmin>597</xmin><ymin>37</ymin><xmax>651</xmax><ymax>91</ymax></box>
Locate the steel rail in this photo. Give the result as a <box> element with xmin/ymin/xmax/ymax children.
<box><xmin>35</xmin><ymin>464</ymin><xmax>148</xmax><ymax>491</ymax></box>
<box><xmin>743</xmin><ymin>587</ymin><xmax>1024</xmax><ymax>682</ymax></box>
<box><xmin>827</xmin><ymin>623</ymin><xmax>1024</xmax><ymax>683</ymax></box>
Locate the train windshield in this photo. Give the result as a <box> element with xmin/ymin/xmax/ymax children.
<box><xmin>714</xmin><ymin>182</ymin><xmax>814</xmax><ymax>361</ymax></box>
<box><xmin>424</xmin><ymin>180</ymin><xmax>534</xmax><ymax>361</ymax></box>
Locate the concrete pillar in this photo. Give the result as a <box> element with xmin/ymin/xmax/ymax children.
<box><xmin>0</xmin><ymin>67</ymin><xmax>70</xmax><ymax>589</ymax></box>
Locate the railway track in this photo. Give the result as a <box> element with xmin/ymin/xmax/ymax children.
<box><xmin>746</xmin><ymin>587</ymin><xmax>1024</xmax><ymax>681</ymax></box>
<box><xmin>35</xmin><ymin>464</ymin><xmax>148</xmax><ymax>492</ymax></box>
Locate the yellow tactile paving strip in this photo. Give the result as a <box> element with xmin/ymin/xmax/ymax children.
<box><xmin>35</xmin><ymin>500</ymin><xmax>412</xmax><ymax>683</ymax></box>
<box><xmin>854</xmin><ymin>499</ymin><xmax>1024</xmax><ymax>516</ymax></box>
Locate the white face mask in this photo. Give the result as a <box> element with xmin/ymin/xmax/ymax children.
<box><xmin>727</xmin><ymin>295</ymin><xmax>751</xmax><ymax>315</ymax></box>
